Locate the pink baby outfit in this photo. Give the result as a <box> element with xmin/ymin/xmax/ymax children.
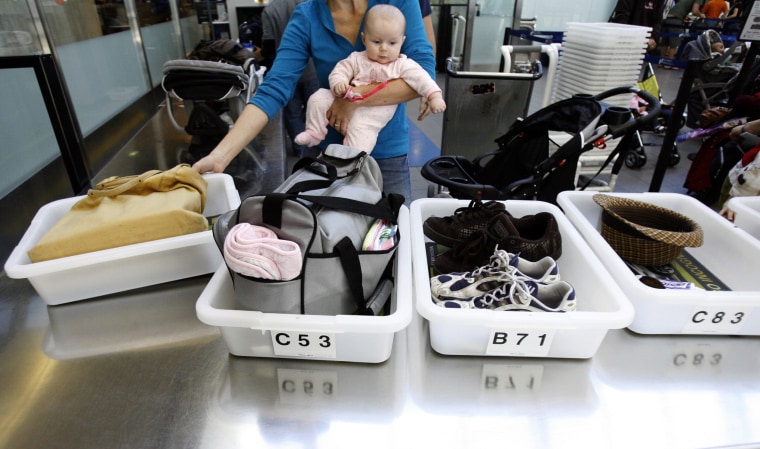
<box><xmin>297</xmin><ymin>51</ymin><xmax>441</xmax><ymax>153</ymax></box>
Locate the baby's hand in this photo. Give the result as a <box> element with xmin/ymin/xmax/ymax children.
<box><xmin>332</xmin><ymin>82</ymin><xmax>349</xmax><ymax>97</ymax></box>
<box><xmin>428</xmin><ymin>94</ymin><xmax>446</xmax><ymax>114</ymax></box>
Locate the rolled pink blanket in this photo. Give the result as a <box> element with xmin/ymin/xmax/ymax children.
<box><xmin>223</xmin><ymin>223</ymin><xmax>302</xmax><ymax>280</ymax></box>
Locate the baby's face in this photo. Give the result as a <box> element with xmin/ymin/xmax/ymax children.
<box><xmin>362</xmin><ymin>17</ymin><xmax>405</xmax><ymax>64</ymax></box>
<box><xmin>711</xmin><ymin>42</ymin><xmax>724</xmax><ymax>53</ymax></box>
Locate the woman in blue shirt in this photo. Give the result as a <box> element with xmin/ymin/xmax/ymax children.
<box><xmin>193</xmin><ymin>0</ymin><xmax>437</xmax><ymax>202</ymax></box>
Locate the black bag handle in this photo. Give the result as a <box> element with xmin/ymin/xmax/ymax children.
<box><xmin>284</xmin><ymin>157</ymin><xmax>339</xmax><ymax>194</ymax></box>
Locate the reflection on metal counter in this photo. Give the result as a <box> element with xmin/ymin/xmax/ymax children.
<box><xmin>93</xmin><ymin>103</ymin><xmax>288</xmax><ymax>201</ymax></box>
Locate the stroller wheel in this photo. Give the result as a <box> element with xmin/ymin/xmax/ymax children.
<box><xmin>669</xmin><ymin>152</ymin><xmax>681</xmax><ymax>167</ymax></box>
<box><xmin>624</xmin><ymin>151</ymin><xmax>647</xmax><ymax>169</ymax></box>
<box><xmin>427</xmin><ymin>183</ymin><xmax>438</xmax><ymax>198</ymax></box>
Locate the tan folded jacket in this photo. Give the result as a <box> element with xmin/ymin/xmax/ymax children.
<box><xmin>28</xmin><ymin>164</ymin><xmax>209</xmax><ymax>263</ymax></box>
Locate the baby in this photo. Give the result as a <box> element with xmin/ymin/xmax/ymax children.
<box><xmin>295</xmin><ymin>4</ymin><xmax>445</xmax><ymax>153</ymax></box>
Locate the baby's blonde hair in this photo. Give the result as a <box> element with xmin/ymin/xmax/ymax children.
<box><xmin>365</xmin><ymin>4</ymin><xmax>406</xmax><ymax>32</ymax></box>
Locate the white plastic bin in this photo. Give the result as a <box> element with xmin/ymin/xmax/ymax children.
<box><xmin>195</xmin><ymin>207</ymin><xmax>412</xmax><ymax>363</ymax></box>
<box><xmin>410</xmin><ymin>198</ymin><xmax>634</xmax><ymax>359</ymax></box>
<box><xmin>4</xmin><ymin>173</ymin><xmax>240</xmax><ymax>305</ymax></box>
<box><xmin>558</xmin><ymin>191</ymin><xmax>760</xmax><ymax>335</ymax></box>
<box><xmin>726</xmin><ymin>196</ymin><xmax>760</xmax><ymax>241</ymax></box>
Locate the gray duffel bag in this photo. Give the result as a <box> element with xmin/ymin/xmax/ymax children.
<box><xmin>213</xmin><ymin>145</ymin><xmax>403</xmax><ymax>316</ymax></box>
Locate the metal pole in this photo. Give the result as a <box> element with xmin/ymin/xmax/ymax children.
<box><xmin>649</xmin><ymin>59</ymin><xmax>700</xmax><ymax>192</ymax></box>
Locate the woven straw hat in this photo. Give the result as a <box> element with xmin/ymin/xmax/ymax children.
<box><xmin>593</xmin><ymin>194</ymin><xmax>704</xmax><ymax>266</ymax></box>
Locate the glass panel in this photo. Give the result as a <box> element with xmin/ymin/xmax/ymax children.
<box><xmin>467</xmin><ymin>0</ymin><xmax>515</xmax><ymax>70</ymax></box>
<box><xmin>521</xmin><ymin>0</ymin><xmax>617</xmax><ymax>31</ymax></box>
<box><xmin>141</xmin><ymin>22</ymin><xmax>182</xmax><ymax>87</ymax></box>
<box><xmin>135</xmin><ymin>0</ymin><xmax>172</xmax><ymax>25</ymax></box>
<box><xmin>181</xmin><ymin>15</ymin><xmax>205</xmax><ymax>56</ymax></box>
<box><xmin>179</xmin><ymin>0</ymin><xmax>203</xmax><ymax>55</ymax></box>
<box><xmin>0</xmin><ymin>0</ymin><xmax>44</xmax><ymax>56</ymax></box>
<box><xmin>0</xmin><ymin>67</ymin><xmax>59</xmax><ymax>197</ymax></box>
<box><xmin>96</xmin><ymin>2</ymin><xmax>130</xmax><ymax>35</ymax></box>
<box><xmin>138</xmin><ymin>0</ymin><xmax>201</xmax><ymax>86</ymax></box>
<box><xmin>57</xmin><ymin>32</ymin><xmax>149</xmax><ymax>135</ymax></box>
<box><xmin>44</xmin><ymin>0</ymin><xmax>107</xmax><ymax>44</ymax></box>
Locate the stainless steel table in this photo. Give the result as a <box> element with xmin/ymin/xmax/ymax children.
<box><xmin>1</xmin><ymin>272</ymin><xmax>759</xmax><ymax>449</ymax></box>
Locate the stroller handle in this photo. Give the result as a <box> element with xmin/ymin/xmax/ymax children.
<box><xmin>594</xmin><ymin>86</ymin><xmax>661</xmax><ymax>136</ymax></box>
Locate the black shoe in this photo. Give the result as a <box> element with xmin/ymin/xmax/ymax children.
<box><xmin>433</xmin><ymin>212</ymin><xmax>562</xmax><ymax>274</ymax></box>
<box><xmin>423</xmin><ymin>200</ymin><xmax>511</xmax><ymax>248</ymax></box>
<box><xmin>687</xmin><ymin>152</ymin><xmax>697</xmax><ymax>161</ymax></box>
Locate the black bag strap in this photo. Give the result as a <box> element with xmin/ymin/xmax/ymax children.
<box><xmin>334</xmin><ymin>237</ymin><xmax>396</xmax><ymax>316</ymax></box>
<box><xmin>297</xmin><ymin>194</ymin><xmax>400</xmax><ymax>223</ymax></box>
<box><xmin>334</xmin><ymin>237</ymin><xmax>366</xmax><ymax>313</ymax></box>
<box><xmin>260</xmin><ymin>192</ymin><xmax>399</xmax><ymax>227</ymax></box>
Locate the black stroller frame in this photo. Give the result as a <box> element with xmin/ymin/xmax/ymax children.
<box><xmin>161</xmin><ymin>56</ymin><xmax>270</xmax><ymax>196</ymax></box>
<box><xmin>421</xmin><ymin>86</ymin><xmax>661</xmax><ymax>204</ymax></box>
<box><xmin>624</xmin><ymin>62</ymin><xmax>684</xmax><ymax>170</ymax></box>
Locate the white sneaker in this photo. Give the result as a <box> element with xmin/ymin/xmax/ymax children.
<box><xmin>430</xmin><ymin>248</ymin><xmax>559</xmax><ymax>302</ymax></box>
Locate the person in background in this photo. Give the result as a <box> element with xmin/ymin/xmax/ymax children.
<box><xmin>719</xmin><ymin>118</ymin><xmax>760</xmax><ymax>221</ymax></box>
<box><xmin>420</xmin><ymin>0</ymin><xmax>436</xmax><ymax>55</ymax></box>
<box><xmin>701</xmin><ymin>0</ymin><xmax>730</xmax><ymax>29</ymax></box>
<box><xmin>260</xmin><ymin>0</ymin><xmax>321</xmax><ymax>159</ymax></box>
<box><xmin>660</xmin><ymin>0</ymin><xmax>706</xmax><ymax>69</ymax></box>
<box><xmin>723</xmin><ymin>0</ymin><xmax>751</xmax><ymax>34</ymax></box>
<box><xmin>192</xmin><ymin>0</ymin><xmax>436</xmax><ymax>203</ymax></box>
<box><xmin>294</xmin><ymin>4</ymin><xmax>446</xmax><ymax>152</ymax></box>
<box><xmin>609</xmin><ymin>0</ymin><xmax>665</xmax><ymax>52</ymax></box>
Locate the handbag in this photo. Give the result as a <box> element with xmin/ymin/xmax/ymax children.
<box><xmin>28</xmin><ymin>164</ymin><xmax>208</xmax><ymax>263</ymax></box>
<box><xmin>213</xmin><ymin>144</ymin><xmax>403</xmax><ymax>316</ymax></box>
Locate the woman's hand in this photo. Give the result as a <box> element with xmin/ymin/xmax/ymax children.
<box><xmin>719</xmin><ymin>205</ymin><xmax>736</xmax><ymax>221</ymax></box>
<box><xmin>729</xmin><ymin>123</ymin><xmax>748</xmax><ymax>144</ymax></box>
<box><xmin>192</xmin><ymin>151</ymin><xmax>229</xmax><ymax>174</ymax></box>
<box><xmin>418</xmin><ymin>97</ymin><xmax>431</xmax><ymax>121</ymax></box>
<box><xmin>326</xmin><ymin>96</ymin><xmax>360</xmax><ymax>135</ymax></box>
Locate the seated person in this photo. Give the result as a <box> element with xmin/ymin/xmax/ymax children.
<box><xmin>681</xmin><ymin>30</ymin><xmax>738</xmax><ymax>128</ymax></box>
<box><xmin>720</xmin><ymin>118</ymin><xmax>760</xmax><ymax>220</ymax></box>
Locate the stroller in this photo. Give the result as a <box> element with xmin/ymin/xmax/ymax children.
<box><xmin>681</xmin><ymin>29</ymin><xmax>742</xmax><ymax>128</ymax></box>
<box><xmin>161</xmin><ymin>44</ymin><xmax>264</xmax><ymax>148</ymax></box>
<box><xmin>421</xmin><ymin>86</ymin><xmax>661</xmax><ymax>204</ymax></box>
<box><xmin>161</xmin><ymin>42</ymin><xmax>267</xmax><ymax>195</ymax></box>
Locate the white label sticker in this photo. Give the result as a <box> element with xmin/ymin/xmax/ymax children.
<box><xmin>276</xmin><ymin>368</ymin><xmax>338</xmax><ymax>404</ymax></box>
<box><xmin>486</xmin><ymin>329</ymin><xmax>555</xmax><ymax>357</ymax></box>
<box><xmin>681</xmin><ymin>305</ymin><xmax>750</xmax><ymax>334</ymax></box>
<box><xmin>270</xmin><ymin>331</ymin><xmax>337</xmax><ymax>358</ymax></box>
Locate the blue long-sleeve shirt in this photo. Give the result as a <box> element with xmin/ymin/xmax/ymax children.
<box><xmin>250</xmin><ymin>0</ymin><xmax>436</xmax><ymax>159</ymax></box>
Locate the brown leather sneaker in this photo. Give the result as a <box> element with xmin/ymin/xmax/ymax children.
<box><xmin>433</xmin><ymin>212</ymin><xmax>562</xmax><ymax>274</ymax></box>
<box><xmin>423</xmin><ymin>200</ymin><xmax>511</xmax><ymax>247</ymax></box>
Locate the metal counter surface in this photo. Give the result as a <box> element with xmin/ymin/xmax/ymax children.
<box><xmin>1</xmin><ymin>272</ymin><xmax>759</xmax><ymax>449</ymax></box>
